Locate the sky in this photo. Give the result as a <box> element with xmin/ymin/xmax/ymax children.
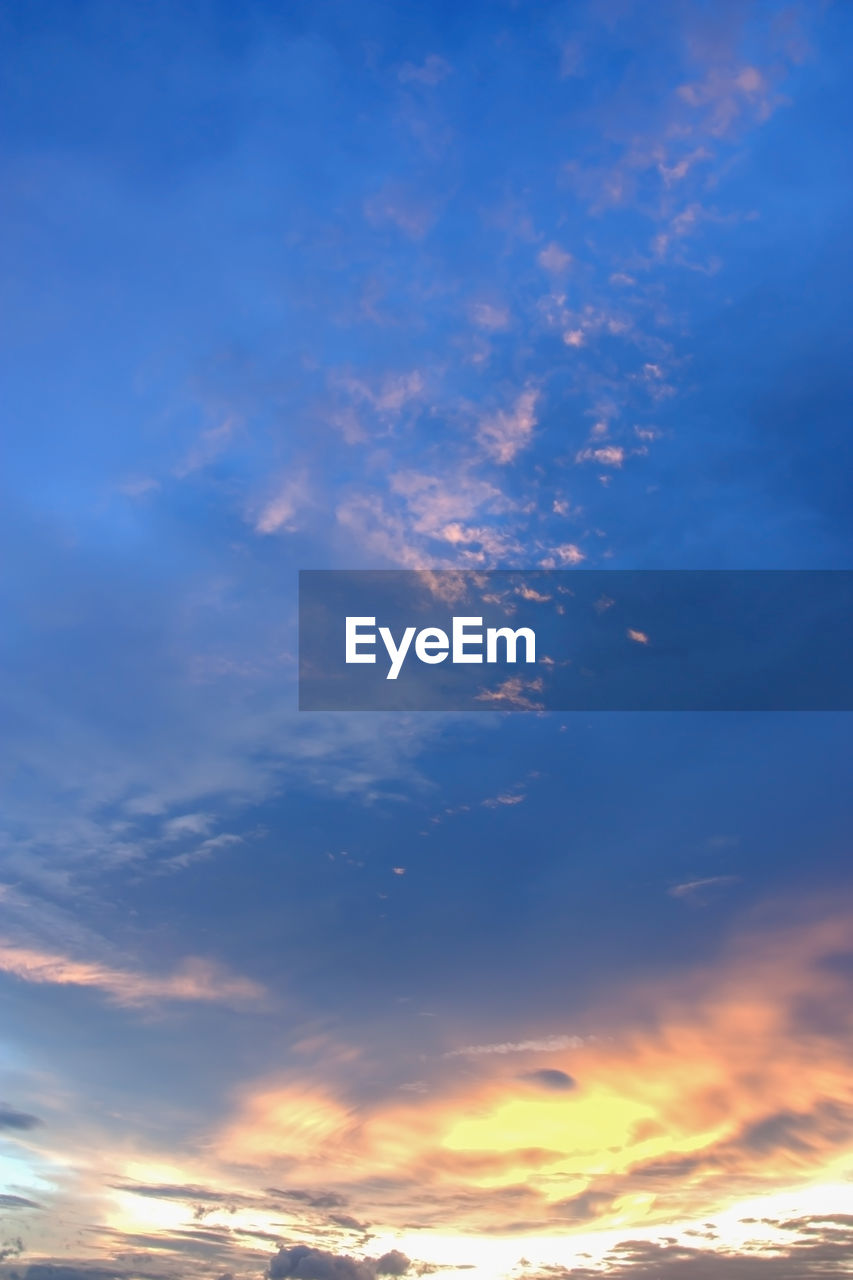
<box><xmin>2</xmin><ymin>1</ymin><xmax>853</xmax><ymax>1277</ymax></box>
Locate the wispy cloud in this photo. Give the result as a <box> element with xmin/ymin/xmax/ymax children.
<box><xmin>669</xmin><ymin>875</ymin><xmax>740</xmax><ymax>903</ymax></box>
<box><xmin>469</xmin><ymin>301</ymin><xmax>511</xmax><ymax>332</ymax></box>
<box><xmin>253</xmin><ymin>473</ymin><xmax>310</xmax><ymax>534</ymax></box>
<box><xmin>445</xmin><ymin>1034</ymin><xmax>588</xmax><ymax>1058</ymax></box>
<box><xmin>0</xmin><ymin>942</ymin><xmax>267</xmax><ymax>1009</ymax></box>
<box><xmin>397</xmin><ymin>55</ymin><xmax>451</xmax><ymax>87</ymax></box>
<box><xmin>476</xmin><ymin>389</ymin><xmax>539</xmax><ymax>464</ymax></box>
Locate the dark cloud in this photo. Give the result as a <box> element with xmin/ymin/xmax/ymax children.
<box><xmin>109</xmin><ymin>1181</ymin><xmax>262</xmax><ymax>1217</ymax></box>
<box><xmin>623</xmin><ymin>1099</ymin><xmax>853</xmax><ymax>1194</ymax></box>
<box><xmin>0</xmin><ymin>1108</ymin><xmax>41</xmax><ymax>1133</ymax></box>
<box><xmin>817</xmin><ymin>949</ymin><xmax>853</xmax><ymax>976</ymax></box>
<box><xmin>778</xmin><ymin>1214</ymin><xmax>853</xmax><ymax>1231</ymax></box>
<box><xmin>19</xmin><ymin>1269</ymin><xmax>121</xmax><ymax>1280</ymax></box>
<box><xmin>72</xmin><ymin>1222</ymin><xmax>272</xmax><ymax>1274</ymax></box>
<box><xmin>112</xmin><ymin>1180</ymin><xmax>347</xmax><ymax>1221</ymax></box>
<box><xmin>518</xmin><ymin>1069</ymin><xmax>576</xmax><ymax>1092</ymax></box>
<box><xmin>740</xmin><ymin>1110</ymin><xmax>817</xmax><ymax>1155</ymax></box>
<box><xmin>0</xmin><ymin>1197</ymin><xmax>40</xmax><ymax>1211</ymax></box>
<box><xmin>111</xmin><ymin>1181</ymin><xmax>236</xmax><ymax>1202</ymax></box>
<box><xmin>522</xmin><ymin>1214</ymin><xmax>853</xmax><ymax>1278</ymax></box>
<box><xmin>373</xmin><ymin>1255</ymin><xmax>409</xmax><ymax>1278</ymax></box>
<box><xmin>268</xmin><ymin>1245</ymin><xmax>409</xmax><ymax>1280</ymax></box>
<box><xmin>628</xmin><ymin>1154</ymin><xmax>708</xmax><ymax>1182</ymax></box>
<box><xmin>266</xmin><ymin>1189</ymin><xmax>349</xmax><ymax>1211</ymax></box>
<box><xmin>328</xmin><ymin>1215</ymin><xmax>369</xmax><ymax>1233</ymax></box>
<box><xmin>738</xmin><ymin>1100</ymin><xmax>852</xmax><ymax>1157</ymax></box>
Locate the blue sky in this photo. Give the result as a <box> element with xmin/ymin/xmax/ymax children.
<box><xmin>3</xmin><ymin>2</ymin><xmax>853</xmax><ymax>1278</ymax></box>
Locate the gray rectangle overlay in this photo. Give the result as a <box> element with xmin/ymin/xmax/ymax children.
<box><xmin>298</xmin><ymin>570</ymin><xmax>853</xmax><ymax>711</ymax></box>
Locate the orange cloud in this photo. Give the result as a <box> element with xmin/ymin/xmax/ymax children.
<box><xmin>210</xmin><ymin>903</ymin><xmax>853</xmax><ymax>1237</ymax></box>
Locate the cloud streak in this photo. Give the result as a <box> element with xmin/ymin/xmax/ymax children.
<box><xmin>0</xmin><ymin>942</ymin><xmax>267</xmax><ymax>1009</ymax></box>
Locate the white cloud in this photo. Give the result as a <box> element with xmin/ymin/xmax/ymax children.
<box><xmin>575</xmin><ymin>445</ymin><xmax>625</xmax><ymax>467</ymax></box>
<box><xmin>162</xmin><ymin>812</ymin><xmax>214</xmax><ymax>840</ymax></box>
<box><xmin>445</xmin><ymin>1033</ymin><xmax>588</xmax><ymax>1058</ymax></box>
<box><xmin>669</xmin><ymin>876</ymin><xmax>740</xmax><ymax>902</ymax></box>
<box><xmin>481</xmin><ymin>791</ymin><xmax>525</xmax><ymax>808</ymax></box>
<box><xmin>540</xmin><ymin>543</ymin><xmax>585</xmax><ymax>567</ymax></box>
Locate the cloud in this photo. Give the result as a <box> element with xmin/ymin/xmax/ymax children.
<box><xmin>539</xmin><ymin>543</ymin><xmax>585</xmax><ymax>567</ymax></box>
<box><xmin>116</xmin><ymin>475</ymin><xmax>159</xmax><ymax>498</ymax></box>
<box><xmin>0</xmin><ymin>4</ymin><xmax>843</xmax><ymax>1276</ymax></box>
<box><xmin>474</xmin><ymin>677</ymin><xmax>544</xmax><ymax>710</ymax></box>
<box><xmin>218</xmin><ymin>1083</ymin><xmax>357</xmax><ymax>1166</ymax></box>
<box><xmin>207</xmin><ymin>904</ymin><xmax>853</xmax><ymax>1239</ymax></box>
<box><xmin>676</xmin><ymin>64</ymin><xmax>779</xmax><ymax>137</ymax></box>
<box><xmin>12</xmin><ymin>1266</ymin><xmax>175</xmax><ymax>1280</ymax></box>
<box><xmin>0</xmin><ymin>942</ymin><xmax>266</xmax><ymax>1009</ymax></box>
<box><xmin>519</xmin><ymin>1069</ymin><xmax>576</xmax><ymax>1092</ymax></box>
<box><xmin>161</xmin><ymin>812</ymin><xmax>214</xmax><ymax>840</ymax></box>
<box><xmin>174</xmin><ymin>417</ymin><xmax>239</xmax><ymax>478</ymax></box>
<box><xmin>657</xmin><ymin>146</ymin><xmax>711</xmax><ymax>187</ymax></box>
<box><xmin>364</xmin><ymin>186</ymin><xmax>437</xmax><ymax>239</ymax></box>
<box><xmin>0</xmin><ymin>1239</ymin><xmax>23</xmax><ymax>1263</ymax></box>
<box><xmin>254</xmin><ymin>474</ymin><xmax>309</xmax><ymax>535</ymax></box>
<box><xmin>337</xmin><ymin>465</ymin><xmax>524</xmax><ymax>569</ymax></box>
<box><xmin>521</xmin><ymin>1217</ymin><xmax>853</xmax><ymax>1278</ymax></box>
<box><xmin>669</xmin><ymin>876</ymin><xmax>740</xmax><ymax>903</ymax></box>
<box><xmin>0</xmin><ymin>1194</ymin><xmax>40</xmax><ymax>1210</ymax></box>
<box><xmin>575</xmin><ymin>445</ymin><xmax>625</xmax><ymax>467</ymax></box>
<box><xmin>111</xmin><ymin>1179</ymin><xmax>262</xmax><ymax>1209</ymax></box>
<box><xmin>476</xmin><ymin>389</ymin><xmax>539</xmax><ymax>464</ymax></box>
<box><xmin>551</xmin><ymin>1189</ymin><xmax>615</xmax><ymax>1222</ymax></box>
<box><xmin>268</xmin><ymin>1245</ymin><xmax>409</xmax><ymax>1279</ymax></box>
<box><xmin>469</xmin><ymin>302</ymin><xmax>510</xmax><ymax>332</ymax></box>
<box><xmin>397</xmin><ymin>55</ymin><xmax>450</xmax><ymax>86</ymax></box>
<box><xmin>372</xmin><ymin>1253</ymin><xmax>409</xmax><ymax>1277</ymax></box>
<box><xmin>0</xmin><ymin>1106</ymin><xmax>42</xmax><ymax>1132</ymax></box>
<box><xmin>388</xmin><ymin>469</ymin><xmax>506</xmax><ymax>542</ymax></box>
<box><xmin>537</xmin><ymin>243</ymin><xmax>573</xmax><ymax>274</ymax></box>
<box><xmin>340</xmin><ymin>372</ymin><xmax>425</xmax><ymax>419</ymax></box>
<box><xmin>445</xmin><ymin>1034</ymin><xmax>587</xmax><ymax>1058</ymax></box>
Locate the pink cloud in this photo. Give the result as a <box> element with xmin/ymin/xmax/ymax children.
<box><xmin>476</xmin><ymin>388</ymin><xmax>539</xmax><ymax>464</ymax></box>
<box><xmin>0</xmin><ymin>941</ymin><xmax>267</xmax><ymax>1009</ymax></box>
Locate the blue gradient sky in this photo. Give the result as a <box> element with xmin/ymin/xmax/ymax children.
<box><xmin>2</xmin><ymin>2</ymin><xmax>853</xmax><ymax>1278</ymax></box>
